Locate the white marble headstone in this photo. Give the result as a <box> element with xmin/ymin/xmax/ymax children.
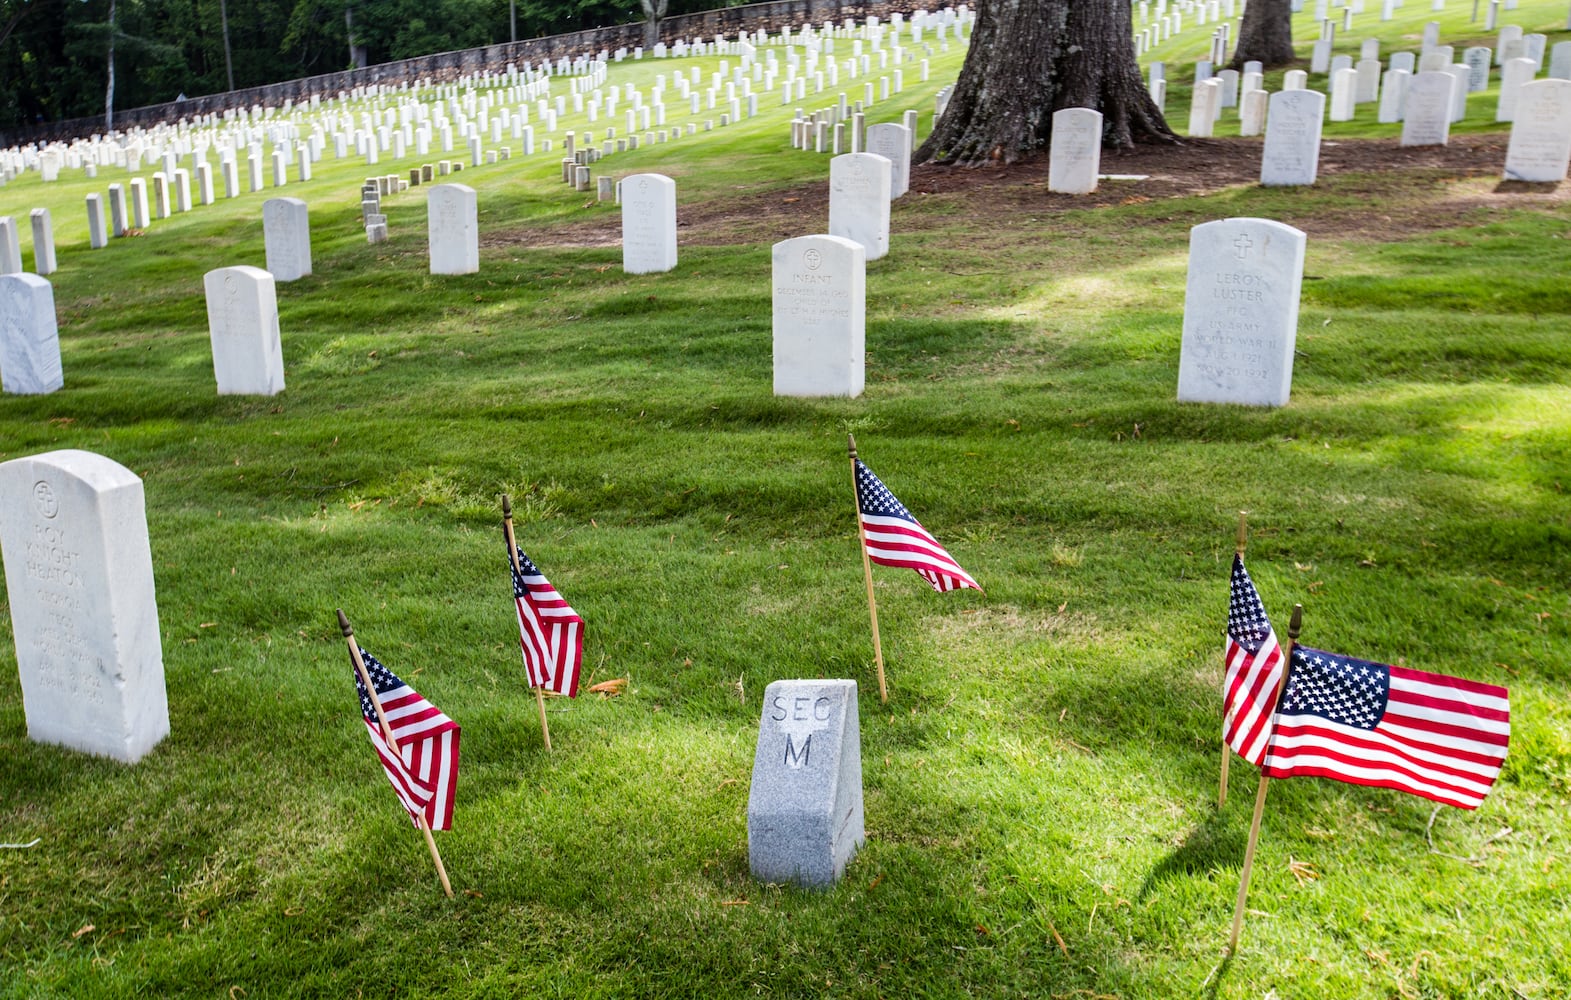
<box><xmin>864</xmin><ymin>122</ymin><xmax>913</xmax><ymax>198</ymax></box>
<box><xmin>1177</xmin><ymin>218</ymin><xmax>1306</xmax><ymax>408</ymax></box>
<box><xmin>0</xmin><ymin>273</ymin><xmax>62</xmax><ymax>394</ymax></box>
<box><xmin>828</xmin><ymin>152</ymin><xmax>892</xmax><ymax>260</ymax></box>
<box><xmin>427</xmin><ymin>183</ymin><xmax>479</xmax><ymax>275</ymax></box>
<box><xmin>620</xmin><ymin>172</ymin><xmax>678</xmax><ymax>274</ymax></box>
<box><xmin>0</xmin><ymin>450</ymin><xmax>169</xmax><ymax>763</ymax></box>
<box><xmin>772</xmin><ymin>234</ymin><xmax>865</xmax><ymax>398</ymax></box>
<box><xmin>1048</xmin><ymin>107</ymin><xmax>1103</xmax><ymax>195</ymax></box>
<box><xmin>29</xmin><ymin>209</ymin><xmax>55</xmax><ymax>276</ymax></box>
<box><xmin>0</xmin><ymin>217</ymin><xmax>21</xmax><ymax>274</ymax></box>
<box><xmin>1503</xmin><ymin>79</ymin><xmax>1571</xmax><ymax>181</ymax></box>
<box><xmin>1403</xmin><ymin>71</ymin><xmax>1456</xmax><ymax>145</ymax></box>
<box><xmin>1261</xmin><ymin>90</ymin><xmax>1326</xmax><ymax>186</ymax></box>
<box><xmin>262</xmin><ymin>197</ymin><xmax>312</xmax><ymax>282</ymax></box>
<box><xmin>203</xmin><ymin>265</ymin><xmax>286</xmax><ymax>396</ymax></box>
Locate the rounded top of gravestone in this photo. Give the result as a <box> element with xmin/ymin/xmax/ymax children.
<box><xmin>0</xmin><ymin>449</ymin><xmax>141</xmax><ymax>492</ymax></box>
<box><xmin>0</xmin><ymin>271</ymin><xmax>51</xmax><ymax>293</ymax></box>
<box><xmin>771</xmin><ymin>233</ymin><xmax>866</xmax><ymax>258</ymax></box>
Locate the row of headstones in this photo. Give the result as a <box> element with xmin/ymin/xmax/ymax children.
<box><xmin>7</xmin><ymin>7</ymin><xmax>968</xmax><ymax>189</ymax></box>
<box><xmin>1249</xmin><ymin>77</ymin><xmax>1571</xmax><ymax>187</ymax></box>
<box><xmin>0</xmin><ymin>203</ymin><xmax>302</xmax><ymax>401</ymax></box>
<box><xmin>1184</xmin><ymin>45</ymin><xmax>1570</xmax><ymax>141</ymax></box>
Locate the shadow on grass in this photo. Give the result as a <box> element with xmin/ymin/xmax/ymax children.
<box><xmin>1136</xmin><ymin>808</ymin><xmax>1246</xmax><ymax>903</ymax></box>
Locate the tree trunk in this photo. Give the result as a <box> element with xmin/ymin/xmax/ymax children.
<box><xmin>1230</xmin><ymin>0</ymin><xmax>1295</xmax><ymax>68</ymax></box>
<box><xmin>641</xmin><ymin>0</ymin><xmax>668</xmax><ymax>50</ymax></box>
<box><xmin>220</xmin><ymin>0</ymin><xmax>235</xmax><ymax>91</ymax></box>
<box><xmin>915</xmin><ymin>0</ymin><xmax>1174</xmax><ymax>167</ymax></box>
<box><xmin>105</xmin><ymin>0</ymin><xmax>117</xmax><ymax>131</ymax></box>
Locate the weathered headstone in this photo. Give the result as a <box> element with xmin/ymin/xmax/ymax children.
<box><xmin>1402</xmin><ymin>71</ymin><xmax>1456</xmax><ymax>145</ymax></box>
<box><xmin>1330</xmin><ymin>67</ymin><xmax>1359</xmax><ymax>120</ymax></box>
<box><xmin>1503</xmin><ymin>79</ymin><xmax>1571</xmax><ymax>181</ymax></box>
<box><xmin>1048</xmin><ymin>108</ymin><xmax>1103</xmax><ymax>194</ymax></box>
<box><xmin>864</xmin><ymin>122</ymin><xmax>912</xmax><ymax>198</ymax></box>
<box><xmin>1379</xmin><ymin>68</ymin><xmax>1411</xmax><ymax>122</ymax></box>
<box><xmin>746</xmin><ymin>679</ymin><xmax>865</xmax><ymax>889</ymax></box>
<box><xmin>1240</xmin><ymin>89</ymin><xmax>1269</xmax><ymax>135</ymax></box>
<box><xmin>1464</xmin><ymin>46</ymin><xmax>1493</xmax><ymax>91</ymax></box>
<box><xmin>0</xmin><ymin>450</ymin><xmax>169</xmax><ymax>763</ymax></box>
<box><xmin>828</xmin><ymin>153</ymin><xmax>892</xmax><ymax>260</ymax></box>
<box><xmin>620</xmin><ymin>172</ymin><xmax>678</xmax><ymax>274</ymax></box>
<box><xmin>262</xmin><ymin>197</ymin><xmax>312</xmax><ymax>282</ymax></box>
<box><xmin>1177</xmin><ymin>218</ymin><xmax>1306</xmax><ymax>408</ymax></box>
<box><xmin>1550</xmin><ymin>41</ymin><xmax>1571</xmax><ymax>80</ymax></box>
<box><xmin>85</xmin><ymin>195</ymin><xmax>108</xmax><ymax>249</ymax></box>
<box><xmin>0</xmin><ymin>217</ymin><xmax>21</xmax><ymax>274</ymax></box>
<box><xmin>202</xmin><ymin>265</ymin><xmax>286</xmax><ymax>396</ymax></box>
<box><xmin>0</xmin><ymin>273</ymin><xmax>62</xmax><ymax>394</ymax></box>
<box><xmin>427</xmin><ymin>183</ymin><xmax>479</xmax><ymax>275</ymax></box>
<box><xmin>772</xmin><ymin>234</ymin><xmax>865</xmax><ymax>398</ymax></box>
<box><xmin>29</xmin><ymin>209</ymin><xmax>55</xmax><ymax>276</ymax></box>
<box><xmin>1260</xmin><ymin>90</ymin><xmax>1326</xmax><ymax>186</ymax></box>
<box><xmin>1497</xmin><ymin>56</ymin><xmax>1537</xmax><ymax>121</ymax></box>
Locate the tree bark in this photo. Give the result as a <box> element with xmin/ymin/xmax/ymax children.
<box><xmin>915</xmin><ymin>0</ymin><xmax>1175</xmax><ymax>167</ymax></box>
<box><xmin>1230</xmin><ymin>0</ymin><xmax>1295</xmax><ymax>68</ymax></box>
<box><xmin>641</xmin><ymin>0</ymin><xmax>668</xmax><ymax>50</ymax></box>
<box><xmin>105</xmin><ymin>0</ymin><xmax>116</xmax><ymax>130</ymax></box>
<box><xmin>220</xmin><ymin>0</ymin><xmax>235</xmax><ymax>91</ymax></box>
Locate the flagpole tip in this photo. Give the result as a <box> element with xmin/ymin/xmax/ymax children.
<box><xmin>1288</xmin><ymin>603</ymin><xmax>1303</xmax><ymax>639</ymax></box>
<box><xmin>336</xmin><ymin>608</ymin><xmax>353</xmax><ymax>637</ymax></box>
<box><xmin>847</xmin><ymin>432</ymin><xmax>858</xmax><ymax>457</ymax></box>
<box><xmin>501</xmin><ymin>494</ymin><xmax>512</xmax><ymax>519</ymax></box>
<box><xmin>1235</xmin><ymin>511</ymin><xmax>1248</xmax><ymax>554</ymax></box>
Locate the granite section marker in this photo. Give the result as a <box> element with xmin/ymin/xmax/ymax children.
<box><xmin>746</xmin><ymin>679</ymin><xmax>865</xmax><ymax>889</ymax></box>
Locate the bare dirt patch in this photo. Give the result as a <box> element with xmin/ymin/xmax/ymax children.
<box><xmin>486</xmin><ymin>134</ymin><xmax>1567</xmax><ymax>251</ymax></box>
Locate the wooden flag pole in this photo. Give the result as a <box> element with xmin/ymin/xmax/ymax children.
<box><xmin>338</xmin><ymin>609</ymin><xmax>454</xmax><ymax>899</ymax></box>
<box><xmin>1219</xmin><ymin>511</ymin><xmax>1248</xmax><ymax>809</ymax></box>
<box><xmin>848</xmin><ymin>434</ymin><xmax>889</xmax><ymax>704</ymax></box>
<box><xmin>502</xmin><ymin>495</ymin><xmax>552</xmax><ymax>752</ymax></box>
<box><xmin>1227</xmin><ymin>602</ymin><xmax>1300</xmax><ymax>954</ymax></box>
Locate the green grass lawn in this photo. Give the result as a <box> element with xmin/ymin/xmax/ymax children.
<box><xmin>1</xmin><ymin>7</ymin><xmax>1569</xmax><ymax>998</ymax></box>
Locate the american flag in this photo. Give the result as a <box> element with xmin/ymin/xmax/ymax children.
<box><xmin>354</xmin><ymin>647</ymin><xmax>461</xmax><ymax>830</ymax></box>
<box><xmin>1263</xmin><ymin>645</ymin><xmax>1510</xmax><ymax>810</ymax></box>
<box><xmin>1224</xmin><ymin>554</ymin><xmax>1284</xmax><ymax>766</ymax></box>
<box><xmin>511</xmin><ymin>545</ymin><xmax>584</xmax><ymax>697</ymax></box>
<box><xmin>854</xmin><ymin>458</ymin><xmax>981</xmax><ymax>594</ymax></box>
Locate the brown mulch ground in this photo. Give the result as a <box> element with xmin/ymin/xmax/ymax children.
<box><xmin>487</xmin><ymin>133</ymin><xmax>1567</xmax><ymax>251</ymax></box>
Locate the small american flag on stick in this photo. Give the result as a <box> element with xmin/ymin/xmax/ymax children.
<box><xmin>353</xmin><ymin>647</ymin><xmax>461</xmax><ymax>831</ymax></box>
<box><xmin>854</xmin><ymin>458</ymin><xmax>981</xmax><ymax>594</ymax></box>
<box><xmin>1263</xmin><ymin>646</ymin><xmax>1509</xmax><ymax>810</ymax></box>
<box><xmin>510</xmin><ymin>545</ymin><xmax>584</xmax><ymax>698</ymax></box>
<box><xmin>1224</xmin><ymin>554</ymin><xmax>1284</xmax><ymax>766</ymax></box>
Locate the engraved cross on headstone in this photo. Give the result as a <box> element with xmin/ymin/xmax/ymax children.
<box><xmin>1233</xmin><ymin>234</ymin><xmax>1254</xmax><ymax>259</ymax></box>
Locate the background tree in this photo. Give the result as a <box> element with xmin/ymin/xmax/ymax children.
<box><xmin>1229</xmin><ymin>0</ymin><xmax>1294</xmax><ymax>68</ymax></box>
<box><xmin>639</xmin><ymin>0</ymin><xmax>664</xmax><ymax>49</ymax></box>
<box><xmin>915</xmin><ymin>0</ymin><xmax>1174</xmax><ymax>167</ymax></box>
